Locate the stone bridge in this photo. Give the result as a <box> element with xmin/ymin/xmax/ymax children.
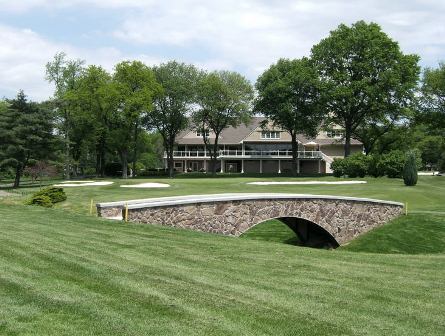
<box><xmin>97</xmin><ymin>194</ymin><xmax>404</xmax><ymax>248</ymax></box>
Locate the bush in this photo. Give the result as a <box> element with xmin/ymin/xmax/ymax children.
<box><xmin>25</xmin><ymin>187</ymin><xmax>67</xmax><ymax>207</ymax></box>
<box><xmin>34</xmin><ymin>187</ymin><xmax>67</xmax><ymax>203</ymax></box>
<box><xmin>368</xmin><ymin>154</ymin><xmax>383</xmax><ymax>177</ymax></box>
<box><xmin>377</xmin><ymin>150</ymin><xmax>406</xmax><ymax>178</ymax></box>
<box><xmin>403</xmin><ymin>151</ymin><xmax>418</xmax><ymax>186</ymax></box>
<box><xmin>26</xmin><ymin>194</ymin><xmax>53</xmax><ymax>208</ymax></box>
<box><xmin>331</xmin><ymin>158</ymin><xmax>346</xmax><ymax>177</ymax></box>
<box><xmin>343</xmin><ymin>153</ymin><xmax>370</xmax><ymax>178</ymax></box>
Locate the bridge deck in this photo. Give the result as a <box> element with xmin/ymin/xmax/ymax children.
<box><xmin>97</xmin><ymin>193</ymin><xmax>404</xmax><ymax>210</ymax></box>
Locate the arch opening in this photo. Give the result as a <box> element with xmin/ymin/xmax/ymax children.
<box><xmin>278</xmin><ymin>217</ymin><xmax>339</xmax><ymax>249</ymax></box>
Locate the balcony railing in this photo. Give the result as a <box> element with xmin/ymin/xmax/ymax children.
<box><xmin>167</xmin><ymin>150</ymin><xmax>323</xmax><ymax>159</ymax></box>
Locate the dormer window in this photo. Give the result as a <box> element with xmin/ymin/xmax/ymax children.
<box><xmin>261</xmin><ymin>131</ymin><xmax>280</xmax><ymax>139</ymax></box>
<box><xmin>196</xmin><ymin>129</ymin><xmax>210</xmax><ymax>137</ymax></box>
<box><xmin>326</xmin><ymin>129</ymin><xmax>344</xmax><ymax>138</ymax></box>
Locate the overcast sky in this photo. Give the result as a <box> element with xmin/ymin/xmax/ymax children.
<box><xmin>0</xmin><ymin>0</ymin><xmax>444</xmax><ymax>101</ymax></box>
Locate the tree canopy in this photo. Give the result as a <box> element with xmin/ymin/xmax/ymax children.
<box><xmin>311</xmin><ymin>21</ymin><xmax>420</xmax><ymax>156</ymax></box>
<box><xmin>255</xmin><ymin>57</ymin><xmax>324</xmax><ymax>174</ymax></box>
<box><xmin>194</xmin><ymin>70</ymin><xmax>254</xmax><ymax>175</ymax></box>
<box><xmin>148</xmin><ymin>61</ymin><xmax>202</xmax><ymax>177</ymax></box>
<box><xmin>0</xmin><ymin>91</ymin><xmax>55</xmax><ymax>188</ymax></box>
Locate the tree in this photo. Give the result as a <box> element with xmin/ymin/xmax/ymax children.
<box><xmin>311</xmin><ymin>21</ymin><xmax>420</xmax><ymax>157</ymax></box>
<box><xmin>46</xmin><ymin>52</ymin><xmax>85</xmax><ymax>178</ymax></box>
<box><xmin>419</xmin><ymin>62</ymin><xmax>445</xmax><ymax>134</ymax></box>
<box><xmin>148</xmin><ymin>61</ymin><xmax>202</xmax><ymax>178</ymax></box>
<box><xmin>112</xmin><ymin>61</ymin><xmax>161</xmax><ymax>179</ymax></box>
<box><xmin>403</xmin><ymin>151</ymin><xmax>418</xmax><ymax>186</ymax></box>
<box><xmin>69</xmin><ymin>65</ymin><xmax>117</xmax><ymax>176</ymax></box>
<box><xmin>255</xmin><ymin>58</ymin><xmax>324</xmax><ymax>175</ymax></box>
<box><xmin>0</xmin><ymin>91</ymin><xmax>54</xmax><ymax>188</ymax></box>
<box><xmin>24</xmin><ymin>161</ymin><xmax>58</xmax><ymax>188</ymax></box>
<box><xmin>194</xmin><ymin>70</ymin><xmax>253</xmax><ymax>175</ymax></box>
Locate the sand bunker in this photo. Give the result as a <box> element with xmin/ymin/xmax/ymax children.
<box><xmin>54</xmin><ymin>181</ymin><xmax>114</xmax><ymax>187</ymax></box>
<box><xmin>120</xmin><ymin>183</ymin><xmax>170</xmax><ymax>188</ymax></box>
<box><xmin>247</xmin><ymin>181</ymin><xmax>367</xmax><ymax>185</ymax></box>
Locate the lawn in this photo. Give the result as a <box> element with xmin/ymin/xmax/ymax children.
<box><xmin>0</xmin><ymin>176</ymin><xmax>444</xmax><ymax>335</ymax></box>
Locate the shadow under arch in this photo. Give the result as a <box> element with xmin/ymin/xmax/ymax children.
<box><xmin>277</xmin><ymin>217</ymin><xmax>340</xmax><ymax>249</ymax></box>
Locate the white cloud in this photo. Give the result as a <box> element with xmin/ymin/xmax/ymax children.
<box><xmin>0</xmin><ymin>1</ymin><xmax>444</xmax><ymax>100</ymax></box>
<box><xmin>0</xmin><ymin>25</ymin><xmax>162</xmax><ymax>101</ymax></box>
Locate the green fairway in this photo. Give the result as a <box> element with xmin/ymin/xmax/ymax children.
<box><xmin>1</xmin><ymin>176</ymin><xmax>444</xmax><ymax>335</ymax></box>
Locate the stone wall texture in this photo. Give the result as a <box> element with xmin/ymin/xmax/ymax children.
<box><xmin>99</xmin><ymin>198</ymin><xmax>403</xmax><ymax>245</ymax></box>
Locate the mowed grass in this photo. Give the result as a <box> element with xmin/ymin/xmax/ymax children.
<box><xmin>1</xmin><ymin>176</ymin><xmax>445</xmax><ymax>335</ymax></box>
<box><xmin>0</xmin><ymin>204</ymin><xmax>444</xmax><ymax>335</ymax></box>
<box><xmin>3</xmin><ymin>175</ymin><xmax>444</xmax><ymax>214</ymax></box>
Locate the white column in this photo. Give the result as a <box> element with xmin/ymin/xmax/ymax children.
<box><xmin>278</xmin><ymin>160</ymin><xmax>281</xmax><ymax>174</ymax></box>
<box><xmin>260</xmin><ymin>159</ymin><xmax>263</xmax><ymax>174</ymax></box>
<box><xmin>184</xmin><ymin>160</ymin><xmax>188</xmax><ymax>173</ymax></box>
<box><xmin>242</xmin><ymin>143</ymin><xmax>245</xmax><ymax>155</ymax></box>
<box><xmin>241</xmin><ymin>159</ymin><xmax>244</xmax><ymax>173</ymax></box>
<box><xmin>204</xmin><ymin>159</ymin><xmax>207</xmax><ymax>173</ymax></box>
<box><xmin>220</xmin><ymin>160</ymin><xmax>224</xmax><ymax>173</ymax></box>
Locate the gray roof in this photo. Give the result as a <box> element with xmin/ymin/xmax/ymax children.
<box><xmin>176</xmin><ymin>117</ymin><xmax>266</xmax><ymax>145</ymax></box>
<box><xmin>176</xmin><ymin>117</ymin><xmax>362</xmax><ymax>145</ymax></box>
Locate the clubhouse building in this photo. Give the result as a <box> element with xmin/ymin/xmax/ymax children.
<box><xmin>165</xmin><ymin>117</ymin><xmax>363</xmax><ymax>174</ymax></box>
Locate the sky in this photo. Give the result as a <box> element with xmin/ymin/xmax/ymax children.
<box><xmin>0</xmin><ymin>0</ymin><xmax>444</xmax><ymax>101</ymax></box>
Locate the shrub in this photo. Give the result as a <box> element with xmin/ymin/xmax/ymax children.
<box><xmin>343</xmin><ymin>153</ymin><xmax>370</xmax><ymax>178</ymax></box>
<box><xmin>377</xmin><ymin>150</ymin><xmax>406</xmax><ymax>178</ymax></box>
<box><xmin>403</xmin><ymin>152</ymin><xmax>418</xmax><ymax>186</ymax></box>
<box><xmin>33</xmin><ymin>187</ymin><xmax>67</xmax><ymax>203</ymax></box>
<box><xmin>25</xmin><ymin>187</ymin><xmax>67</xmax><ymax>207</ymax></box>
<box><xmin>26</xmin><ymin>194</ymin><xmax>53</xmax><ymax>208</ymax></box>
<box><xmin>331</xmin><ymin>158</ymin><xmax>345</xmax><ymax>177</ymax></box>
<box><xmin>368</xmin><ymin>154</ymin><xmax>383</xmax><ymax>177</ymax></box>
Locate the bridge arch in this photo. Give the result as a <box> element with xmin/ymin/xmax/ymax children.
<box><xmin>97</xmin><ymin>193</ymin><xmax>404</xmax><ymax>246</ymax></box>
<box><xmin>245</xmin><ymin>216</ymin><xmax>340</xmax><ymax>248</ymax></box>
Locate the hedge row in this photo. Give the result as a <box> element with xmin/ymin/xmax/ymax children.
<box><xmin>332</xmin><ymin>151</ymin><xmax>421</xmax><ymax>178</ymax></box>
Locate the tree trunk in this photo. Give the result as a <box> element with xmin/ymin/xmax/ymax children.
<box><xmin>13</xmin><ymin>165</ymin><xmax>22</xmax><ymax>188</ymax></box>
<box><xmin>65</xmin><ymin>132</ymin><xmax>70</xmax><ymax>180</ymax></box>
<box><xmin>211</xmin><ymin>137</ymin><xmax>219</xmax><ymax>176</ymax></box>
<box><xmin>121</xmin><ymin>149</ymin><xmax>128</xmax><ymax>179</ymax></box>
<box><xmin>291</xmin><ymin>133</ymin><xmax>299</xmax><ymax>176</ymax></box>
<box><xmin>100</xmin><ymin>136</ymin><xmax>106</xmax><ymax>177</ymax></box>
<box><xmin>344</xmin><ymin>127</ymin><xmax>352</xmax><ymax>157</ymax></box>
<box><xmin>167</xmin><ymin>139</ymin><xmax>175</xmax><ymax>178</ymax></box>
<box><xmin>132</xmin><ymin>123</ymin><xmax>139</xmax><ymax>177</ymax></box>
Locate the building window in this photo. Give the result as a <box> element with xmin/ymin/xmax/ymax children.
<box><xmin>261</xmin><ymin>131</ymin><xmax>280</xmax><ymax>139</ymax></box>
<box><xmin>326</xmin><ymin>129</ymin><xmax>344</xmax><ymax>138</ymax></box>
<box><xmin>196</xmin><ymin>129</ymin><xmax>210</xmax><ymax>137</ymax></box>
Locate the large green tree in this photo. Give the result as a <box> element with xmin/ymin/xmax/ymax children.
<box><xmin>111</xmin><ymin>61</ymin><xmax>161</xmax><ymax>179</ymax></box>
<box><xmin>69</xmin><ymin>65</ymin><xmax>118</xmax><ymax>176</ymax></box>
<box><xmin>46</xmin><ymin>52</ymin><xmax>85</xmax><ymax>178</ymax></box>
<box><xmin>0</xmin><ymin>91</ymin><xmax>54</xmax><ymax>188</ymax></box>
<box><xmin>148</xmin><ymin>61</ymin><xmax>202</xmax><ymax>177</ymax></box>
<box><xmin>194</xmin><ymin>70</ymin><xmax>254</xmax><ymax>175</ymax></box>
<box><xmin>419</xmin><ymin>62</ymin><xmax>445</xmax><ymax>134</ymax></box>
<box><xmin>311</xmin><ymin>21</ymin><xmax>420</xmax><ymax>156</ymax></box>
<box><xmin>255</xmin><ymin>58</ymin><xmax>324</xmax><ymax>175</ymax></box>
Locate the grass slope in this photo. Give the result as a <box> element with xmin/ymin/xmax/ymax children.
<box><xmin>3</xmin><ymin>176</ymin><xmax>444</xmax><ymax>214</ymax></box>
<box><xmin>1</xmin><ymin>204</ymin><xmax>444</xmax><ymax>335</ymax></box>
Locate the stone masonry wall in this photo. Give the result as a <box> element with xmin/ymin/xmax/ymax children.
<box><xmin>123</xmin><ymin>199</ymin><xmax>403</xmax><ymax>245</ymax></box>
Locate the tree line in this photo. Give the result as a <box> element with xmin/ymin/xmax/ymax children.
<box><xmin>1</xmin><ymin>21</ymin><xmax>444</xmax><ymax>187</ymax></box>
